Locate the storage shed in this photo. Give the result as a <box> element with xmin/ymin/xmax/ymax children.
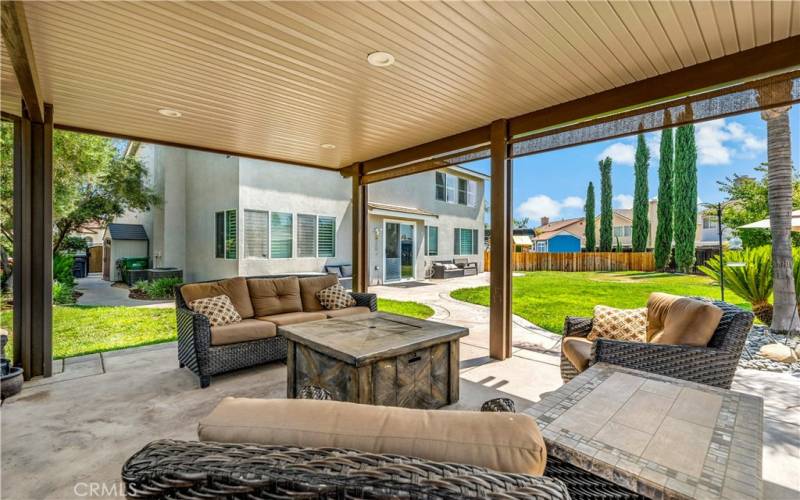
<box><xmin>102</xmin><ymin>223</ymin><xmax>149</xmax><ymax>281</ymax></box>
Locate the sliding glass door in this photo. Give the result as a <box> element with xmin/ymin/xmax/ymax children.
<box><xmin>384</xmin><ymin>221</ymin><xmax>415</xmax><ymax>282</ymax></box>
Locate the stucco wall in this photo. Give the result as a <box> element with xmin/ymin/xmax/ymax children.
<box><xmin>237</xmin><ymin>159</ymin><xmax>353</xmax><ymax>277</ymax></box>
<box><xmin>183</xmin><ymin>151</ymin><xmax>240</xmax><ymax>282</ymax></box>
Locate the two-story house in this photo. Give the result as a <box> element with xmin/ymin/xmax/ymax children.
<box><xmin>109</xmin><ymin>144</ymin><xmax>487</xmax><ymax>284</ymax></box>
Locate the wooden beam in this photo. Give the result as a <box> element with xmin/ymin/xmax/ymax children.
<box><xmin>55</xmin><ymin>123</ymin><xmax>338</xmax><ymax>172</ymax></box>
<box><xmin>361</xmin><ymin>126</ymin><xmax>490</xmax><ymax>174</ymax></box>
<box><xmin>356</xmin><ymin>35</ymin><xmax>800</xmax><ymax>171</ymax></box>
<box><xmin>361</xmin><ymin>145</ymin><xmax>489</xmax><ymax>185</ymax></box>
<box><xmin>351</xmin><ymin>163</ymin><xmax>369</xmax><ymax>293</ymax></box>
<box><xmin>489</xmin><ymin>119</ymin><xmax>512</xmax><ymax>360</ymax></box>
<box><xmin>1</xmin><ymin>2</ymin><xmax>43</xmax><ymax>123</ymax></box>
<box><xmin>509</xmin><ymin>35</ymin><xmax>800</xmax><ymax>137</ymax></box>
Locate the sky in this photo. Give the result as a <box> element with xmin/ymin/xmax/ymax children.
<box><xmin>464</xmin><ymin>107</ymin><xmax>800</xmax><ymax>227</ymax></box>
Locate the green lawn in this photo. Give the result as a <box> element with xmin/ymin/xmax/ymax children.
<box><xmin>378</xmin><ymin>298</ymin><xmax>434</xmax><ymax>319</ymax></box>
<box><xmin>0</xmin><ymin>298</ymin><xmax>433</xmax><ymax>359</ymax></box>
<box><xmin>1</xmin><ymin>306</ymin><xmax>177</xmax><ymax>359</ymax></box>
<box><xmin>450</xmin><ymin>271</ymin><xmax>750</xmax><ymax>333</ymax></box>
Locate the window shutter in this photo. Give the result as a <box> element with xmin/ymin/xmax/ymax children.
<box><xmin>454</xmin><ymin>228</ymin><xmax>460</xmax><ymax>255</ymax></box>
<box><xmin>318</xmin><ymin>217</ymin><xmax>336</xmax><ymax>257</ymax></box>
<box><xmin>244</xmin><ymin>210</ymin><xmax>269</xmax><ymax>258</ymax></box>
<box><xmin>297</xmin><ymin>214</ymin><xmax>317</xmax><ymax>257</ymax></box>
<box><xmin>215</xmin><ymin>211</ymin><xmax>225</xmax><ymax>258</ymax></box>
<box><xmin>225</xmin><ymin>210</ymin><xmax>237</xmax><ymax>259</ymax></box>
<box><xmin>472</xmin><ymin>229</ymin><xmax>478</xmax><ymax>254</ymax></box>
<box><xmin>270</xmin><ymin>212</ymin><xmax>293</xmax><ymax>258</ymax></box>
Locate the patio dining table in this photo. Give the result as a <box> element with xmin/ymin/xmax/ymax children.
<box><xmin>525</xmin><ymin>362</ymin><xmax>763</xmax><ymax>500</ymax></box>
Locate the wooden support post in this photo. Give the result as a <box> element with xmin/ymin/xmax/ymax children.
<box><xmin>13</xmin><ymin>102</ymin><xmax>53</xmax><ymax>379</ymax></box>
<box><xmin>351</xmin><ymin>163</ymin><xmax>369</xmax><ymax>293</ymax></box>
<box><xmin>489</xmin><ymin>119</ymin><xmax>512</xmax><ymax>360</ymax></box>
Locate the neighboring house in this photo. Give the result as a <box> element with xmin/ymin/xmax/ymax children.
<box><xmin>113</xmin><ymin>144</ymin><xmax>486</xmax><ymax>284</ymax></box>
<box><xmin>532</xmin><ymin>230</ymin><xmax>581</xmax><ymax>253</ymax></box>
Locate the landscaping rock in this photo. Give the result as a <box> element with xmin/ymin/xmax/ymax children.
<box><xmin>759</xmin><ymin>343</ymin><xmax>797</xmax><ymax>364</ymax></box>
<box><xmin>739</xmin><ymin>326</ymin><xmax>800</xmax><ymax>374</ymax></box>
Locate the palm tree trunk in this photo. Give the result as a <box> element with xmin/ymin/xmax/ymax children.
<box><xmin>761</xmin><ymin>106</ymin><xmax>799</xmax><ymax>333</ymax></box>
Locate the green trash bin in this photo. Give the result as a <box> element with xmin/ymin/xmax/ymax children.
<box><xmin>118</xmin><ymin>257</ymin><xmax>149</xmax><ymax>285</ymax></box>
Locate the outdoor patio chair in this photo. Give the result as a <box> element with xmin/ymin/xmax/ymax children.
<box><xmin>431</xmin><ymin>260</ymin><xmax>465</xmax><ymax>279</ymax></box>
<box><xmin>453</xmin><ymin>257</ymin><xmax>479</xmax><ymax>276</ymax></box>
<box><xmin>560</xmin><ymin>298</ymin><xmax>753</xmax><ymax>389</ymax></box>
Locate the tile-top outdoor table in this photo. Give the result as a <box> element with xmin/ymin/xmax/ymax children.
<box><xmin>525</xmin><ymin>362</ymin><xmax>763</xmax><ymax>500</ymax></box>
<box><xmin>279</xmin><ymin>312</ymin><xmax>468</xmax><ymax>409</ymax></box>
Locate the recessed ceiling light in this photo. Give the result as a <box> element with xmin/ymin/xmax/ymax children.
<box><xmin>157</xmin><ymin>108</ymin><xmax>182</xmax><ymax>118</ymax></box>
<box><xmin>320</xmin><ymin>143</ymin><xmax>337</xmax><ymax>150</ymax></box>
<box><xmin>367</xmin><ymin>51</ymin><xmax>395</xmax><ymax>67</ymax></box>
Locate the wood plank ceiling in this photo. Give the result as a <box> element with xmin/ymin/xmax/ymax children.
<box><xmin>1</xmin><ymin>1</ymin><xmax>798</xmax><ymax>169</ymax></box>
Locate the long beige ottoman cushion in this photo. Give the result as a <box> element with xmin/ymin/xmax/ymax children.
<box><xmin>198</xmin><ymin>397</ymin><xmax>547</xmax><ymax>475</ymax></box>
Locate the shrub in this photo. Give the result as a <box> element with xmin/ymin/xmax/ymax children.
<box><xmin>698</xmin><ymin>246</ymin><xmax>773</xmax><ymax>324</ymax></box>
<box><xmin>53</xmin><ymin>253</ymin><xmax>75</xmax><ymax>287</ymax></box>
<box><xmin>132</xmin><ymin>277</ymin><xmax>182</xmax><ymax>299</ymax></box>
<box><xmin>52</xmin><ymin>281</ymin><xmax>76</xmax><ymax>305</ymax></box>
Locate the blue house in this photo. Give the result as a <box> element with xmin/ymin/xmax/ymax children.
<box><xmin>532</xmin><ymin>230</ymin><xmax>581</xmax><ymax>253</ymax></box>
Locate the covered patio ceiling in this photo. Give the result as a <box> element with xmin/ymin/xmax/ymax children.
<box><xmin>2</xmin><ymin>1</ymin><xmax>799</xmax><ymax>170</ymax></box>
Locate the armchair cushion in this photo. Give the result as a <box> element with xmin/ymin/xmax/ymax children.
<box><xmin>298</xmin><ymin>274</ymin><xmax>339</xmax><ymax>311</ymax></box>
<box><xmin>210</xmin><ymin>319</ymin><xmax>277</xmax><ymax>346</ymax></box>
<box><xmin>247</xmin><ymin>276</ymin><xmax>302</xmax><ymax>317</ymax></box>
<box><xmin>181</xmin><ymin>277</ymin><xmax>255</xmax><ymax>319</ymax></box>
<box><xmin>562</xmin><ymin>337</ymin><xmax>593</xmax><ymax>372</ymax></box>
<box><xmin>198</xmin><ymin>397</ymin><xmax>548</xmax><ymax>475</ymax></box>
<box><xmin>588</xmin><ymin>305</ymin><xmax>646</xmax><ymax>342</ymax></box>
<box><xmin>647</xmin><ymin>293</ymin><xmax>723</xmax><ymax>346</ymax></box>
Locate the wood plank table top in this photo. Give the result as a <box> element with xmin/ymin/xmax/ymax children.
<box><xmin>525</xmin><ymin>363</ymin><xmax>763</xmax><ymax>500</ymax></box>
<box><xmin>277</xmin><ymin>312</ymin><xmax>468</xmax><ymax>366</ymax></box>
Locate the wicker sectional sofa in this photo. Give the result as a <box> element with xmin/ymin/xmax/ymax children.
<box><xmin>176</xmin><ymin>274</ymin><xmax>377</xmax><ymax>388</ymax></box>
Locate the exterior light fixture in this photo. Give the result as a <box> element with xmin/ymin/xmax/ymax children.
<box><xmin>320</xmin><ymin>143</ymin><xmax>337</xmax><ymax>150</ymax></box>
<box><xmin>157</xmin><ymin>108</ymin><xmax>182</xmax><ymax>118</ymax></box>
<box><xmin>367</xmin><ymin>51</ymin><xmax>395</xmax><ymax>67</ymax></box>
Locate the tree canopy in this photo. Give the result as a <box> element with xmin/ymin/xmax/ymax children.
<box><xmin>673</xmin><ymin>124</ymin><xmax>698</xmax><ymax>273</ymax></box>
<box><xmin>599</xmin><ymin>157</ymin><xmax>613</xmax><ymax>252</ymax></box>
<box><xmin>584</xmin><ymin>182</ymin><xmax>596</xmax><ymax>251</ymax></box>
<box><xmin>0</xmin><ymin>124</ymin><xmax>158</xmax><ymax>255</ymax></box>
<box><xmin>631</xmin><ymin>134</ymin><xmax>650</xmax><ymax>252</ymax></box>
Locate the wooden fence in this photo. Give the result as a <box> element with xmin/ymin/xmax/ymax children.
<box><xmin>484</xmin><ymin>250</ymin><xmax>655</xmax><ymax>272</ymax></box>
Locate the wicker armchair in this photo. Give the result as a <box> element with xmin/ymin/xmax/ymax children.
<box><xmin>176</xmin><ymin>275</ymin><xmax>377</xmax><ymax>388</ymax></box>
<box><xmin>560</xmin><ymin>299</ymin><xmax>754</xmax><ymax>389</ymax></box>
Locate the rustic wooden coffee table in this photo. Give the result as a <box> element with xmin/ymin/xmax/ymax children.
<box><xmin>279</xmin><ymin>312</ymin><xmax>468</xmax><ymax>409</ymax></box>
<box><xmin>525</xmin><ymin>363</ymin><xmax>763</xmax><ymax>500</ymax></box>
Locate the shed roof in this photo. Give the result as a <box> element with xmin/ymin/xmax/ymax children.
<box><xmin>107</xmin><ymin>223</ymin><xmax>149</xmax><ymax>241</ymax></box>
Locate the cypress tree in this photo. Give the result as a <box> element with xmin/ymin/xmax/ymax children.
<box><xmin>584</xmin><ymin>182</ymin><xmax>596</xmax><ymax>251</ymax></box>
<box><xmin>673</xmin><ymin>124</ymin><xmax>698</xmax><ymax>273</ymax></box>
<box><xmin>599</xmin><ymin>157</ymin><xmax>613</xmax><ymax>252</ymax></box>
<box><xmin>632</xmin><ymin>134</ymin><xmax>650</xmax><ymax>251</ymax></box>
<box><xmin>654</xmin><ymin>128</ymin><xmax>674</xmax><ymax>270</ymax></box>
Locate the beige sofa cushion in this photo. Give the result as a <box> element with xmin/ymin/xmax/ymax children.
<box><xmin>298</xmin><ymin>274</ymin><xmax>339</xmax><ymax>312</ymax></box>
<box><xmin>647</xmin><ymin>293</ymin><xmax>723</xmax><ymax>346</ymax></box>
<box><xmin>248</xmin><ymin>277</ymin><xmax>302</xmax><ymax>317</ymax></box>
<box><xmin>211</xmin><ymin>319</ymin><xmax>277</xmax><ymax>346</ymax></box>
<box><xmin>256</xmin><ymin>311</ymin><xmax>327</xmax><ymax>326</ymax></box>
<box><xmin>562</xmin><ymin>337</ymin><xmax>593</xmax><ymax>373</ymax></box>
<box><xmin>199</xmin><ymin>398</ymin><xmax>547</xmax><ymax>475</ymax></box>
<box><xmin>181</xmin><ymin>277</ymin><xmax>255</xmax><ymax>319</ymax></box>
<box><xmin>323</xmin><ymin>306</ymin><xmax>371</xmax><ymax>319</ymax></box>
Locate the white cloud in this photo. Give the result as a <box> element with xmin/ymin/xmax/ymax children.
<box><xmin>597</xmin><ymin>142</ymin><xmax>635</xmax><ymax>166</ymax></box>
<box><xmin>562</xmin><ymin>196</ymin><xmax>585</xmax><ymax>209</ymax></box>
<box><xmin>613</xmin><ymin>194</ymin><xmax>634</xmax><ymax>209</ymax></box>
<box><xmin>516</xmin><ymin>195</ymin><xmax>585</xmax><ymax>220</ymax></box>
<box><xmin>695</xmin><ymin>119</ymin><xmax>766</xmax><ymax>165</ymax></box>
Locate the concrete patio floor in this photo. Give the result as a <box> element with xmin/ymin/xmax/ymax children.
<box><xmin>1</xmin><ymin>274</ymin><xmax>798</xmax><ymax>499</ymax></box>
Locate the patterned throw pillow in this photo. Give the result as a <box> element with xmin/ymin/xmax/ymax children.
<box><xmin>588</xmin><ymin>305</ymin><xmax>646</xmax><ymax>342</ymax></box>
<box><xmin>190</xmin><ymin>295</ymin><xmax>242</xmax><ymax>327</ymax></box>
<box><xmin>316</xmin><ymin>284</ymin><xmax>356</xmax><ymax>310</ymax></box>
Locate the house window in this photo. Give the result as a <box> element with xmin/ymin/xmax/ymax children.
<box><xmin>703</xmin><ymin>216</ymin><xmax>718</xmax><ymax>230</ymax></box>
<box><xmin>536</xmin><ymin>241</ymin><xmax>547</xmax><ymax>252</ymax></box>
<box><xmin>467</xmin><ymin>180</ymin><xmax>477</xmax><ymax>207</ymax></box>
<box><xmin>435</xmin><ymin>172</ymin><xmax>446</xmax><ymax>201</ymax></box>
<box><xmin>297</xmin><ymin>214</ymin><xmax>317</xmax><ymax>258</ymax></box>
<box><xmin>215</xmin><ymin>210</ymin><xmax>237</xmax><ymax>259</ymax></box>
<box><xmin>270</xmin><ymin>212</ymin><xmax>293</xmax><ymax>258</ymax></box>
<box><xmin>426</xmin><ymin>226</ymin><xmax>438</xmax><ymax>256</ymax></box>
<box><xmin>446</xmin><ymin>175</ymin><xmax>457</xmax><ymax>203</ymax></box>
<box><xmin>244</xmin><ymin>210</ymin><xmax>269</xmax><ymax>258</ymax></box>
<box><xmin>318</xmin><ymin>216</ymin><xmax>336</xmax><ymax>258</ymax></box>
<box><xmin>613</xmin><ymin>225</ymin><xmax>632</xmax><ymax>238</ymax></box>
<box><xmin>458</xmin><ymin>178</ymin><xmax>468</xmax><ymax>205</ymax></box>
<box><xmin>454</xmin><ymin>228</ymin><xmax>479</xmax><ymax>255</ymax></box>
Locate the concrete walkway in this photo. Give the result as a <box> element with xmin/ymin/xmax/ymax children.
<box><xmin>75</xmin><ymin>275</ymin><xmax>174</xmax><ymax>308</ymax></box>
